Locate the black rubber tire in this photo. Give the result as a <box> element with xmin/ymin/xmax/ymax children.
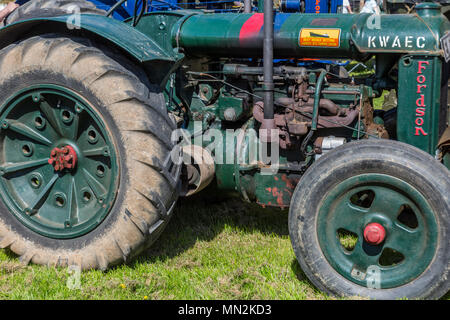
<box><xmin>0</xmin><ymin>34</ymin><xmax>180</xmax><ymax>270</ymax></box>
<box><xmin>289</xmin><ymin>139</ymin><xmax>450</xmax><ymax>299</ymax></box>
<box><xmin>5</xmin><ymin>0</ymin><xmax>106</xmax><ymax>25</ymax></box>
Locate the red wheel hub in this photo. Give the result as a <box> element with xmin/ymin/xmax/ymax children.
<box><xmin>363</xmin><ymin>222</ymin><xmax>386</xmax><ymax>245</ymax></box>
<box><xmin>48</xmin><ymin>145</ymin><xmax>78</xmax><ymax>172</ymax></box>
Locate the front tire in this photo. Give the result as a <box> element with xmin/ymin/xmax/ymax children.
<box><xmin>5</xmin><ymin>0</ymin><xmax>106</xmax><ymax>25</ymax></box>
<box><xmin>289</xmin><ymin>139</ymin><xmax>450</xmax><ymax>299</ymax></box>
<box><xmin>0</xmin><ymin>34</ymin><xmax>180</xmax><ymax>270</ymax></box>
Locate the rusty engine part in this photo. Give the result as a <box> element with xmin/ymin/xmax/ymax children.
<box><xmin>253</xmin><ymin>96</ymin><xmax>359</xmax><ymax>149</ymax></box>
<box><xmin>361</xmin><ymin>97</ymin><xmax>390</xmax><ymax>139</ymax></box>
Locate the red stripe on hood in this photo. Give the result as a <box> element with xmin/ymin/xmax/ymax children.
<box><xmin>239</xmin><ymin>13</ymin><xmax>264</xmax><ymax>45</ymax></box>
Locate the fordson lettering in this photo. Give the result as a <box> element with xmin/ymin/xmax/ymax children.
<box><xmin>415</xmin><ymin>61</ymin><xmax>429</xmax><ymax>136</ymax></box>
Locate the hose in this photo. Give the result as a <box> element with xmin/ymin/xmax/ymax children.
<box><xmin>300</xmin><ymin>70</ymin><xmax>326</xmax><ymax>154</ymax></box>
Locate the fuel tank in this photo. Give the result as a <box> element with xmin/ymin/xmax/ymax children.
<box><xmin>172</xmin><ymin>3</ymin><xmax>449</xmax><ymax>59</ymax></box>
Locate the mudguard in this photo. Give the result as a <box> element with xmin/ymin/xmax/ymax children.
<box><xmin>0</xmin><ymin>14</ymin><xmax>183</xmax><ymax>85</ymax></box>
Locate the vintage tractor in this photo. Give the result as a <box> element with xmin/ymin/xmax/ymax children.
<box><xmin>0</xmin><ymin>0</ymin><xmax>448</xmax><ymax>300</ymax></box>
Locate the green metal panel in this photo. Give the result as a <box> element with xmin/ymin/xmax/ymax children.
<box><xmin>397</xmin><ymin>55</ymin><xmax>442</xmax><ymax>154</ymax></box>
<box><xmin>130</xmin><ymin>11</ymin><xmax>193</xmax><ymax>56</ymax></box>
<box><xmin>0</xmin><ymin>14</ymin><xmax>174</xmax><ymax>62</ymax></box>
<box><xmin>251</xmin><ymin>172</ymin><xmax>300</xmax><ymax>208</ymax></box>
<box><xmin>173</xmin><ymin>5</ymin><xmax>449</xmax><ymax>59</ymax></box>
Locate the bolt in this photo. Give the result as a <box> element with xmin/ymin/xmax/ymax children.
<box><xmin>223</xmin><ymin>108</ymin><xmax>237</xmax><ymax>121</ymax></box>
<box><xmin>75</xmin><ymin>105</ymin><xmax>83</xmax><ymax>113</ymax></box>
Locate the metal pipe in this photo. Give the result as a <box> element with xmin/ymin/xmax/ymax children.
<box><xmin>311</xmin><ymin>70</ymin><xmax>326</xmax><ymax>131</ymax></box>
<box><xmin>275</xmin><ymin>97</ymin><xmax>342</xmax><ymax>115</ymax></box>
<box><xmin>263</xmin><ymin>0</ymin><xmax>274</xmax><ymax>122</ymax></box>
<box><xmin>299</xmin><ymin>70</ymin><xmax>328</xmax><ymax>154</ymax></box>
<box><xmin>105</xmin><ymin>0</ymin><xmax>127</xmax><ymax>17</ymax></box>
<box><xmin>223</xmin><ymin>64</ymin><xmax>306</xmax><ymax>76</ymax></box>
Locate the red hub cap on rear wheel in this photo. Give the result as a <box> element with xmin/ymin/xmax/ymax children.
<box><xmin>363</xmin><ymin>222</ymin><xmax>386</xmax><ymax>245</ymax></box>
<box><xmin>48</xmin><ymin>145</ymin><xmax>78</xmax><ymax>172</ymax></box>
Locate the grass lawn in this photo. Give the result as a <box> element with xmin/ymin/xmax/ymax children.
<box><xmin>0</xmin><ymin>195</ymin><xmax>333</xmax><ymax>300</ymax></box>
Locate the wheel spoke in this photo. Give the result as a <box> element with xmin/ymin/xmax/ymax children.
<box><xmin>83</xmin><ymin>146</ymin><xmax>110</xmax><ymax>157</ymax></box>
<box><xmin>332</xmin><ymin>198</ymin><xmax>367</xmax><ymax>235</ymax></box>
<box><xmin>384</xmin><ymin>223</ymin><xmax>423</xmax><ymax>258</ymax></box>
<box><xmin>81</xmin><ymin>168</ymin><xmax>107</xmax><ymax>200</ymax></box>
<box><xmin>65</xmin><ymin>177</ymin><xmax>79</xmax><ymax>227</ymax></box>
<box><xmin>26</xmin><ymin>174</ymin><xmax>58</xmax><ymax>215</ymax></box>
<box><xmin>63</xmin><ymin>113</ymin><xmax>79</xmax><ymax>142</ymax></box>
<box><xmin>39</xmin><ymin>99</ymin><xmax>64</xmax><ymax>137</ymax></box>
<box><xmin>69</xmin><ymin>115</ymin><xmax>79</xmax><ymax>141</ymax></box>
<box><xmin>0</xmin><ymin>158</ymin><xmax>49</xmax><ymax>175</ymax></box>
<box><xmin>2</xmin><ymin>119</ymin><xmax>52</xmax><ymax>146</ymax></box>
<box><xmin>368</xmin><ymin>186</ymin><xmax>407</xmax><ymax>219</ymax></box>
<box><xmin>60</xmin><ymin>106</ymin><xmax>80</xmax><ymax>141</ymax></box>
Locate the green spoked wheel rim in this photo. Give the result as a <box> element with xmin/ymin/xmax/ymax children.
<box><xmin>317</xmin><ymin>174</ymin><xmax>438</xmax><ymax>289</ymax></box>
<box><xmin>0</xmin><ymin>84</ymin><xmax>119</xmax><ymax>239</ymax></box>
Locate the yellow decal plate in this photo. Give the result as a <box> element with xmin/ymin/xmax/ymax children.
<box><xmin>299</xmin><ymin>28</ymin><xmax>341</xmax><ymax>48</ymax></box>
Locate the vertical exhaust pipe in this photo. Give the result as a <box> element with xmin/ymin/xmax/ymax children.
<box><xmin>261</xmin><ymin>0</ymin><xmax>276</xmax><ymax>141</ymax></box>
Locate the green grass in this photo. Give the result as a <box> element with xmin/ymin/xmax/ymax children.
<box><xmin>373</xmin><ymin>93</ymin><xmax>386</xmax><ymax>110</ymax></box>
<box><xmin>346</xmin><ymin>59</ymin><xmax>376</xmax><ymax>78</ymax></box>
<box><xmin>0</xmin><ymin>195</ymin><xmax>332</xmax><ymax>300</ymax></box>
<box><xmin>337</xmin><ymin>229</ymin><xmax>358</xmax><ymax>252</ymax></box>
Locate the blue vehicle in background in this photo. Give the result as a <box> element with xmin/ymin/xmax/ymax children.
<box><xmin>8</xmin><ymin>0</ymin><xmax>349</xmax><ymax>77</ymax></box>
<box><xmin>13</xmin><ymin>0</ymin><xmax>344</xmax><ymax>21</ymax></box>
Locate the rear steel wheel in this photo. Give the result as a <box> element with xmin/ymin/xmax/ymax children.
<box><xmin>0</xmin><ymin>35</ymin><xmax>180</xmax><ymax>270</ymax></box>
<box><xmin>0</xmin><ymin>85</ymin><xmax>118</xmax><ymax>239</ymax></box>
<box><xmin>289</xmin><ymin>140</ymin><xmax>450</xmax><ymax>299</ymax></box>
